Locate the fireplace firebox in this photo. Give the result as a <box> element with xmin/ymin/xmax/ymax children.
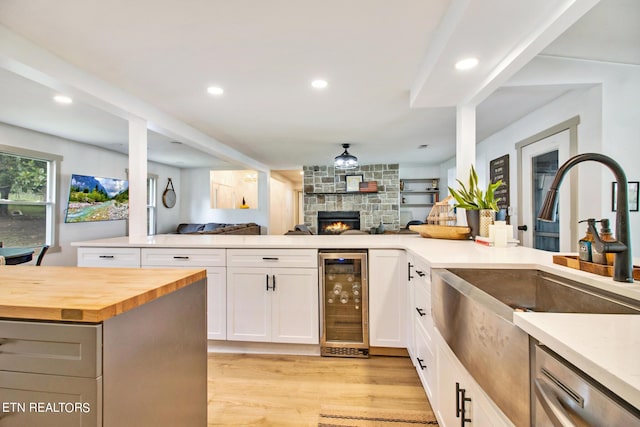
<box><xmin>317</xmin><ymin>211</ymin><xmax>361</xmax><ymax>235</ymax></box>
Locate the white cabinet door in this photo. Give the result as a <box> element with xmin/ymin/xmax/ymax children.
<box><xmin>436</xmin><ymin>340</ymin><xmax>461</xmax><ymax>427</ymax></box>
<box><xmin>206</xmin><ymin>267</ymin><xmax>227</xmax><ymax>340</ymax></box>
<box><xmin>227</xmin><ymin>267</ymin><xmax>272</xmax><ymax>342</ymax></box>
<box><xmin>271</xmin><ymin>268</ymin><xmax>319</xmax><ymax>344</ymax></box>
<box><xmin>435</xmin><ymin>330</ymin><xmax>514</xmax><ymax>427</ymax></box>
<box><xmin>368</xmin><ymin>249</ymin><xmax>406</xmax><ymax>348</ymax></box>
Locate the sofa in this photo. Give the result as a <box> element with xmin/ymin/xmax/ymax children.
<box><xmin>176</xmin><ymin>222</ymin><xmax>261</xmax><ymax>235</ymax></box>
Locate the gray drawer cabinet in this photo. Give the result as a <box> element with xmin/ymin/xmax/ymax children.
<box><xmin>0</xmin><ymin>279</ymin><xmax>207</xmax><ymax>427</ymax></box>
<box><xmin>0</xmin><ymin>321</ymin><xmax>102</xmax><ymax>426</ymax></box>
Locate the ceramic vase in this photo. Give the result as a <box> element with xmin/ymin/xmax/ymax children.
<box><xmin>465</xmin><ymin>210</ymin><xmax>480</xmax><ymax>239</ymax></box>
<box><xmin>479</xmin><ymin>209</ymin><xmax>495</xmax><ymax>238</ymax></box>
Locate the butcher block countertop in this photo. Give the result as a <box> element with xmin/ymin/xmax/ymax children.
<box><xmin>0</xmin><ymin>266</ymin><xmax>206</xmax><ymax>323</ymax></box>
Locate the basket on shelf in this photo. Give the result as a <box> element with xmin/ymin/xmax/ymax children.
<box><xmin>426</xmin><ymin>196</ymin><xmax>456</xmax><ymax>226</ymax></box>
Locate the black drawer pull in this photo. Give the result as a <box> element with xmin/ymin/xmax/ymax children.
<box><xmin>416</xmin><ymin>270</ymin><xmax>426</xmax><ymax>277</ymax></box>
<box><xmin>272</xmin><ymin>274</ymin><xmax>276</xmax><ymax>291</ymax></box>
<box><xmin>262</xmin><ymin>257</ymin><xmax>279</xmax><ymax>261</ymax></box>
<box><xmin>173</xmin><ymin>256</ymin><xmax>190</xmax><ymax>259</ymax></box>
<box><xmin>99</xmin><ymin>255</ymin><xmax>114</xmax><ymax>259</ymax></box>
<box><xmin>416</xmin><ymin>307</ymin><xmax>426</xmax><ymax>317</ymax></box>
<box><xmin>417</xmin><ymin>357</ymin><xmax>426</xmax><ymax>370</ymax></box>
<box><xmin>266</xmin><ymin>274</ymin><xmax>270</xmax><ymax>291</ymax></box>
<box><xmin>408</xmin><ymin>262</ymin><xmax>414</xmax><ymax>281</ymax></box>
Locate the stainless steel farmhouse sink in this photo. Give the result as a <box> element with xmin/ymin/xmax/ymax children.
<box><xmin>431</xmin><ymin>268</ymin><xmax>640</xmax><ymax>427</ymax></box>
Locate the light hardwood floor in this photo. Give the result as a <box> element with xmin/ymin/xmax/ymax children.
<box><xmin>208</xmin><ymin>353</ymin><xmax>434</xmax><ymax>426</ymax></box>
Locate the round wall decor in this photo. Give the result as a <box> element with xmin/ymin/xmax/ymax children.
<box><xmin>162</xmin><ymin>178</ymin><xmax>176</xmax><ymax>208</ymax></box>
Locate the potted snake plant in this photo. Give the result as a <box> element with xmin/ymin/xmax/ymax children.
<box><xmin>448</xmin><ymin>165</ymin><xmax>503</xmax><ymax>238</ymax></box>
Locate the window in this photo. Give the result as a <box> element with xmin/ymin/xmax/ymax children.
<box><xmin>147</xmin><ymin>174</ymin><xmax>158</xmax><ymax>235</ymax></box>
<box><xmin>0</xmin><ymin>145</ymin><xmax>61</xmax><ymax>249</ymax></box>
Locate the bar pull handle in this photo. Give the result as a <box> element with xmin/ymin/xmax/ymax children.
<box><xmin>456</xmin><ymin>382</ymin><xmax>462</xmax><ymax>418</ymax></box>
<box><xmin>408</xmin><ymin>262</ymin><xmax>414</xmax><ymax>281</ymax></box>
<box><xmin>455</xmin><ymin>383</ymin><xmax>471</xmax><ymax>426</ymax></box>
<box><xmin>173</xmin><ymin>256</ymin><xmax>190</xmax><ymax>260</ymax></box>
<box><xmin>416</xmin><ymin>270</ymin><xmax>426</xmax><ymax>277</ymax></box>
<box><xmin>416</xmin><ymin>357</ymin><xmax>426</xmax><ymax>370</ymax></box>
<box><xmin>262</xmin><ymin>257</ymin><xmax>279</xmax><ymax>261</ymax></box>
<box><xmin>272</xmin><ymin>274</ymin><xmax>276</xmax><ymax>291</ymax></box>
<box><xmin>99</xmin><ymin>255</ymin><xmax>114</xmax><ymax>259</ymax></box>
<box><xmin>416</xmin><ymin>307</ymin><xmax>426</xmax><ymax>317</ymax></box>
<box><xmin>535</xmin><ymin>379</ymin><xmax>578</xmax><ymax>427</ymax></box>
<box><xmin>266</xmin><ymin>274</ymin><xmax>270</xmax><ymax>291</ymax></box>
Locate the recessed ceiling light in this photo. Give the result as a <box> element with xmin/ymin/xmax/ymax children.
<box><xmin>207</xmin><ymin>86</ymin><xmax>224</xmax><ymax>95</ymax></box>
<box><xmin>311</xmin><ymin>79</ymin><xmax>328</xmax><ymax>89</ymax></box>
<box><xmin>455</xmin><ymin>58</ymin><xmax>479</xmax><ymax>70</ymax></box>
<box><xmin>53</xmin><ymin>95</ymin><xmax>72</xmax><ymax>104</ymax></box>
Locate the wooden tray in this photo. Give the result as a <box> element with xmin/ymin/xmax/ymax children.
<box><xmin>409</xmin><ymin>224</ymin><xmax>471</xmax><ymax>240</ymax></box>
<box><xmin>552</xmin><ymin>255</ymin><xmax>640</xmax><ymax>280</ymax></box>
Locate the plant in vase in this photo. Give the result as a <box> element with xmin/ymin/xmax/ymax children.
<box><xmin>448</xmin><ymin>165</ymin><xmax>503</xmax><ymax>238</ymax></box>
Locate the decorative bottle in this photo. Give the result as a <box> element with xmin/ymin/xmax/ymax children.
<box><xmin>578</xmin><ymin>219</ymin><xmax>595</xmax><ymax>262</ymax></box>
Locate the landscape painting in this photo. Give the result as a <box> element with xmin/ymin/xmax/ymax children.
<box><xmin>64</xmin><ymin>174</ymin><xmax>129</xmax><ymax>223</ymax></box>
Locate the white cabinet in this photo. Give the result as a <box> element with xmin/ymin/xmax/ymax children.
<box><xmin>368</xmin><ymin>249</ymin><xmax>406</xmax><ymax>348</ymax></box>
<box><xmin>226</xmin><ymin>250</ymin><xmax>319</xmax><ymax>344</ymax></box>
<box><xmin>141</xmin><ymin>248</ymin><xmax>226</xmax><ymax>340</ymax></box>
<box><xmin>409</xmin><ymin>255</ymin><xmax>437</xmax><ymax>403</ymax></box>
<box><xmin>435</xmin><ymin>329</ymin><xmax>513</xmax><ymax>427</ymax></box>
<box><xmin>77</xmin><ymin>247</ymin><xmax>141</xmax><ymax>267</ymax></box>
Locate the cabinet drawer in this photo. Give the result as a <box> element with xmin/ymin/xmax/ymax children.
<box><xmin>0</xmin><ymin>320</ymin><xmax>101</xmax><ymax>378</ymax></box>
<box><xmin>413</xmin><ymin>257</ymin><xmax>431</xmax><ymax>286</ymax></box>
<box><xmin>414</xmin><ymin>278</ymin><xmax>431</xmax><ymax>318</ymax></box>
<box><xmin>141</xmin><ymin>248</ymin><xmax>225</xmax><ymax>267</ymax></box>
<box><xmin>415</xmin><ymin>323</ymin><xmax>435</xmax><ymax>398</ymax></box>
<box><xmin>0</xmin><ymin>371</ymin><xmax>100</xmax><ymax>427</ymax></box>
<box><xmin>227</xmin><ymin>249</ymin><xmax>317</xmax><ymax>268</ymax></box>
<box><xmin>77</xmin><ymin>247</ymin><xmax>141</xmax><ymax>267</ymax></box>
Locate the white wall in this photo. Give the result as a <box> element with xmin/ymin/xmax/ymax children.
<box><xmin>463</xmin><ymin>56</ymin><xmax>640</xmax><ymax>256</ymax></box>
<box><xmin>0</xmin><ymin>122</ymin><xmax>182</xmax><ymax>266</ymax></box>
<box><xmin>269</xmin><ymin>175</ymin><xmax>295</xmax><ymax>235</ymax></box>
<box><xmin>180</xmin><ymin>168</ymin><xmax>269</xmax><ymax>231</ymax></box>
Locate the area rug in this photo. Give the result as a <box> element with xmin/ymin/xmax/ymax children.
<box><xmin>318</xmin><ymin>405</ymin><xmax>438</xmax><ymax>426</ymax></box>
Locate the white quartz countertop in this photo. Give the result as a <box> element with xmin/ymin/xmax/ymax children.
<box><xmin>514</xmin><ymin>312</ymin><xmax>640</xmax><ymax>409</ymax></box>
<box><xmin>72</xmin><ymin>233</ymin><xmax>640</xmax><ymax>301</ymax></box>
<box><xmin>73</xmin><ymin>233</ymin><xmax>640</xmax><ymax>407</ymax></box>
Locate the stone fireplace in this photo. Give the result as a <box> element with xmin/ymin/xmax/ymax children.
<box><xmin>317</xmin><ymin>211</ymin><xmax>361</xmax><ymax>234</ymax></box>
<box><xmin>303</xmin><ymin>164</ymin><xmax>400</xmax><ymax>233</ymax></box>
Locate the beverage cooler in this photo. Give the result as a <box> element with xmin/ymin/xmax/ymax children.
<box><xmin>318</xmin><ymin>250</ymin><xmax>368</xmax><ymax>358</ymax></box>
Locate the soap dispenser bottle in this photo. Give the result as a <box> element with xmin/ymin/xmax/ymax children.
<box><xmin>578</xmin><ymin>219</ymin><xmax>595</xmax><ymax>262</ymax></box>
<box><xmin>592</xmin><ymin>218</ymin><xmax>615</xmax><ymax>265</ymax></box>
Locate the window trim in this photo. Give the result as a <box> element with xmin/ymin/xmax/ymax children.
<box><xmin>0</xmin><ymin>144</ymin><xmax>62</xmax><ymax>251</ymax></box>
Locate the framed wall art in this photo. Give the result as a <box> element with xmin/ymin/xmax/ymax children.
<box><xmin>346</xmin><ymin>174</ymin><xmax>363</xmax><ymax>192</ymax></box>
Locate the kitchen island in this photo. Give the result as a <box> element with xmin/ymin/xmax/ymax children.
<box><xmin>0</xmin><ymin>266</ymin><xmax>207</xmax><ymax>427</ymax></box>
<box><xmin>72</xmin><ymin>234</ymin><xmax>640</xmax><ymax>424</ymax></box>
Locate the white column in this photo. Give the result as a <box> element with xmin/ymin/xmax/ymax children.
<box><xmin>456</xmin><ymin>104</ymin><xmax>476</xmax><ymax>225</ymax></box>
<box><xmin>128</xmin><ymin>117</ymin><xmax>148</xmax><ymax>238</ymax></box>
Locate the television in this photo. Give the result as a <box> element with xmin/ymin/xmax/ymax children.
<box><xmin>64</xmin><ymin>174</ymin><xmax>129</xmax><ymax>223</ymax></box>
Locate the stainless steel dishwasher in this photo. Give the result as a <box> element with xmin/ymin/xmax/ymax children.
<box><xmin>319</xmin><ymin>250</ymin><xmax>368</xmax><ymax>358</ymax></box>
<box><xmin>533</xmin><ymin>344</ymin><xmax>640</xmax><ymax>426</ymax></box>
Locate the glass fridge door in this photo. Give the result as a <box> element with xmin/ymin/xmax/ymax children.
<box><xmin>320</xmin><ymin>252</ymin><xmax>368</xmax><ymax>352</ymax></box>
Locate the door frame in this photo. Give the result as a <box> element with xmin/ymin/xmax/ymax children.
<box><xmin>516</xmin><ymin>116</ymin><xmax>580</xmax><ymax>251</ymax></box>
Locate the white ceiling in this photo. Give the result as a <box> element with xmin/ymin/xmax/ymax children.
<box><xmin>0</xmin><ymin>0</ymin><xmax>637</xmax><ymax>171</ymax></box>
